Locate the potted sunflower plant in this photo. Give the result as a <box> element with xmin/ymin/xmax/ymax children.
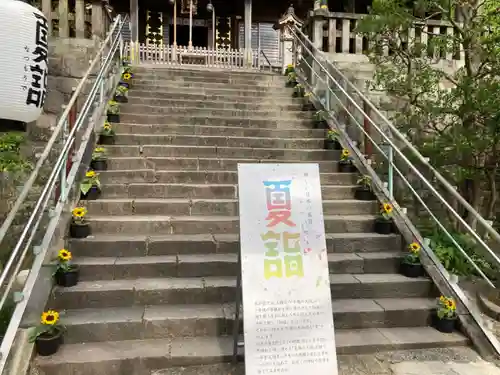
<box><xmin>80</xmin><ymin>170</ymin><xmax>101</xmax><ymax>200</ymax></box>
<box><xmin>114</xmin><ymin>84</ymin><xmax>129</xmax><ymax>103</ymax></box>
<box><xmin>324</xmin><ymin>129</ymin><xmax>341</xmax><ymax>150</ymax></box>
<box><xmin>284</xmin><ymin>64</ymin><xmax>294</xmax><ymax>76</ymax></box>
<box><xmin>286</xmin><ymin>71</ymin><xmax>297</xmax><ymax>88</ymax></box>
<box><xmin>98</xmin><ymin>121</ymin><xmax>115</xmax><ymax>145</ymax></box>
<box><xmin>54</xmin><ymin>248</ymin><xmax>80</xmax><ymax>287</ymax></box>
<box><xmin>433</xmin><ymin>296</ymin><xmax>457</xmax><ymax>333</ymax></box>
<box><xmin>293</xmin><ymin>83</ymin><xmax>305</xmax><ymax>98</ymax></box>
<box><xmin>354</xmin><ymin>175</ymin><xmax>375</xmax><ymax>200</ymax></box>
<box><xmin>374</xmin><ymin>202</ymin><xmax>393</xmax><ymax>234</ymax></box>
<box><xmin>302</xmin><ymin>92</ymin><xmax>315</xmax><ymax>111</ymax></box>
<box><xmin>400</xmin><ymin>241</ymin><xmax>424</xmax><ymax>278</ymax></box>
<box><xmin>314</xmin><ymin>110</ymin><xmax>327</xmax><ymax>129</ymax></box>
<box><xmin>69</xmin><ymin>206</ymin><xmax>90</xmax><ymax>238</ymax></box>
<box><xmin>107</xmin><ymin>100</ymin><xmax>120</xmax><ymax>123</ymax></box>
<box><xmin>338</xmin><ymin>149</ymin><xmax>357</xmax><ymax>173</ymax></box>
<box><xmin>29</xmin><ymin>310</ymin><xmax>65</xmax><ymax>356</ymax></box>
<box><xmin>90</xmin><ymin>147</ymin><xmax>108</xmax><ymax>171</ymax></box>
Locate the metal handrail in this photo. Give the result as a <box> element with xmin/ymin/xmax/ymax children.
<box><xmin>289</xmin><ymin>23</ymin><xmax>500</xmax><ymax>355</ymax></box>
<box><xmin>0</xmin><ymin>14</ymin><xmax>128</xmax><ymax>372</ymax></box>
<box><xmin>260</xmin><ymin>50</ymin><xmax>273</xmax><ymax>71</ymax></box>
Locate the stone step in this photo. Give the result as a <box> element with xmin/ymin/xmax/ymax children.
<box><xmin>133</xmin><ymin>67</ymin><xmax>279</xmax><ymax>81</ymax></box>
<box><xmin>126</xmin><ymin>96</ymin><xmax>303</xmax><ymax>111</ymax></box>
<box><xmin>32</xmin><ymin>328</ymin><xmax>468</xmax><ymax>375</ymax></box>
<box><xmin>50</xmin><ymin>274</ymin><xmax>433</xmax><ymax>310</ymax></box>
<box><xmin>135</xmin><ymin>71</ymin><xmax>283</xmax><ymax>86</ymax></box>
<box><xmin>121</xmin><ymin>104</ymin><xmax>312</xmax><ymax>119</ymax></box>
<box><xmin>129</xmin><ymin>89</ymin><xmax>305</xmax><ymax>103</ymax></box>
<box><xmin>83</xmin><ymin>199</ymin><xmax>377</xmax><ymax>216</ymax></box>
<box><xmin>105</xmin><ymin>145</ymin><xmax>335</xmax><ymax>160</ymax></box>
<box><xmin>104</xmin><ymin>157</ymin><xmax>340</xmax><ymax>172</ymax></box>
<box><xmin>112</xmin><ymin>124</ymin><xmax>324</xmax><ymax>138</ymax></box>
<box><xmin>61</xmin><ymin>298</ymin><xmax>434</xmax><ymax>344</ymax></box>
<box><xmin>119</xmin><ymin>113</ymin><xmax>311</xmax><ymax>128</ymax></box>
<box><xmin>98</xmin><ymin>170</ymin><xmax>356</xmax><ymax>185</ymax></box>
<box><xmin>86</xmin><ymin>214</ymin><xmax>377</xmax><ymax>235</ymax></box>
<box><xmin>132</xmin><ymin>79</ymin><xmax>293</xmax><ymax>93</ymax></box>
<box><xmin>74</xmin><ymin>252</ymin><xmax>400</xmax><ymax>281</ymax></box>
<box><xmin>68</xmin><ymin>233</ymin><xmax>402</xmax><ymax>257</ymax></box>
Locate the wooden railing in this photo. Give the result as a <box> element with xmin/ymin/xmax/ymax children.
<box><xmin>36</xmin><ymin>0</ymin><xmax>113</xmax><ymax>39</ymax></box>
<box><xmin>308</xmin><ymin>11</ymin><xmax>464</xmax><ymax>62</ymax></box>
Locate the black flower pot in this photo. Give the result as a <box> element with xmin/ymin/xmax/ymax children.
<box><xmin>374</xmin><ymin>217</ymin><xmax>392</xmax><ymax>234</ymax></box>
<box><xmin>91</xmin><ymin>159</ymin><xmax>108</xmax><ymax>171</ymax></box>
<box><xmin>432</xmin><ymin>312</ymin><xmax>456</xmax><ymax>333</ymax></box>
<box><xmin>35</xmin><ymin>329</ymin><xmax>63</xmax><ymax>356</ymax></box>
<box><xmin>354</xmin><ymin>187</ymin><xmax>375</xmax><ymax>201</ymax></box>
<box><xmin>314</xmin><ymin>120</ymin><xmax>327</xmax><ymax>129</ymax></box>
<box><xmin>338</xmin><ymin>161</ymin><xmax>357</xmax><ymax>173</ymax></box>
<box><xmin>114</xmin><ymin>95</ymin><xmax>128</xmax><ymax>103</ymax></box>
<box><xmin>324</xmin><ymin>139</ymin><xmax>341</xmax><ymax>150</ymax></box>
<box><xmin>55</xmin><ymin>266</ymin><xmax>80</xmax><ymax>287</ymax></box>
<box><xmin>69</xmin><ymin>222</ymin><xmax>91</xmax><ymax>238</ymax></box>
<box><xmin>98</xmin><ymin>134</ymin><xmax>115</xmax><ymax>145</ymax></box>
<box><xmin>400</xmin><ymin>262</ymin><xmax>424</xmax><ymax>278</ymax></box>
<box><xmin>107</xmin><ymin>113</ymin><xmax>120</xmax><ymax>123</ymax></box>
<box><xmin>80</xmin><ymin>186</ymin><xmax>101</xmax><ymax>201</ymax></box>
<box><xmin>302</xmin><ymin>102</ymin><xmax>315</xmax><ymax>111</ymax></box>
<box><xmin>286</xmin><ymin>81</ymin><xmax>296</xmax><ymax>88</ymax></box>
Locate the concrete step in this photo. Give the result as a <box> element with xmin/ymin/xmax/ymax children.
<box><xmin>119</xmin><ymin>113</ymin><xmax>311</xmax><ymax>128</ymax></box>
<box><xmin>104</xmin><ymin>157</ymin><xmax>340</xmax><ymax>172</ymax></box>
<box><xmin>98</xmin><ymin>170</ymin><xmax>357</xmax><ymax>185</ymax></box>
<box><xmin>98</xmin><ymin>183</ymin><xmax>356</xmax><ymax>200</ymax></box>
<box><xmin>32</xmin><ymin>328</ymin><xmax>468</xmax><ymax>375</ymax></box>
<box><xmin>61</xmin><ymin>298</ymin><xmax>434</xmax><ymax>344</ymax></box>
<box><xmin>112</xmin><ymin>124</ymin><xmax>325</xmax><ymax>138</ymax></box>
<box><xmin>132</xmin><ymin>79</ymin><xmax>293</xmax><ymax>93</ymax></box>
<box><xmin>73</xmin><ymin>251</ymin><xmax>399</xmax><ymax>281</ymax></box>
<box><xmin>83</xmin><ymin>199</ymin><xmax>377</xmax><ymax>216</ymax></box>
<box><xmin>120</xmin><ymin>104</ymin><xmax>312</xmax><ymax>119</ymax></box>
<box><xmin>133</xmin><ymin>66</ymin><xmax>280</xmax><ymax>81</ymax></box>
<box><xmin>85</xmin><ymin>214</ymin><xmax>377</xmax><ymax>235</ymax></box>
<box><xmin>105</xmin><ymin>144</ymin><xmax>332</xmax><ymax>158</ymax></box>
<box><xmin>50</xmin><ymin>274</ymin><xmax>433</xmax><ymax>310</ymax></box>
<box><xmin>68</xmin><ymin>233</ymin><xmax>402</xmax><ymax>257</ymax></box>
<box><xmin>129</xmin><ymin>89</ymin><xmax>305</xmax><ymax>104</ymax></box>
<box><xmin>126</xmin><ymin>96</ymin><xmax>304</xmax><ymax>111</ymax></box>
<box><xmin>135</xmin><ymin>71</ymin><xmax>284</xmax><ymax>86</ymax></box>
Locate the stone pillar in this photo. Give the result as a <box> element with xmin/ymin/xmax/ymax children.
<box><xmin>274</xmin><ymin>5</ymin><xmax>303</xmax><ymax>74</ymax></box>
<box><xmin>244</xmin><ymin>0</ymin><xmax>253</xmax><ymax>67</ymax></box>
<box><xmin>130</xmin><ymin>0</ymin><xmax>139</xmax><ymax>43</ymax></box>
<box><xmin>91</xmin><ymin>1</ymin><xmax>105</xmax><ymax>39</ymax></box>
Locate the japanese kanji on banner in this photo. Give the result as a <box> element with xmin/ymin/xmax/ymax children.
<box><xmin>237</xmin><ymin>163</ymin><xmax>338</xmax><ymax>375</ymax></box>
<box><xmin>0</xmin><ymin>0</ymin><xmax>48</xmax><ymax>123</ymax></box>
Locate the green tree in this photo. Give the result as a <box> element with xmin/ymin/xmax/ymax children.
<box><xmin>357</xmin><ymin>0</ymin><xmax>500</xmax><ymax>228</ymax></box>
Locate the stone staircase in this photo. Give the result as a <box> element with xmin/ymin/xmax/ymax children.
<box><xmin>32</xmin><ymin>67</ymin><xmax>468</xmax><ymax>375</ymax></box>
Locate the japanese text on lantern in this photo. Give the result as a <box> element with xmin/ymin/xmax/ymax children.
<box><xmin>261</xmin><ymin>180</ymin><xmax>304</xmax><ymax>279</ymax></box>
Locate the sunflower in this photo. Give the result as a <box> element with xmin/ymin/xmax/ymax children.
<box><xmin>41</xmin><ymin>310</ymin><xmax>59</xmax><ymax>325</ymax></box>
<box><xmin>122</xmin><ymin>72</ymin><xmax>132</xmax><ymax>80</ymax></box>
<box><xmin>409</xmin><ymin>242</ymin><xmax>420</xmax><ymax>253</ymax></box>
<box><xmin>72</xmin><ymin>207</ymin><xmax>87</xmax><ymax>218</ymax></box>
<box><xmin>287</xmin><ymin>64</ymin><xmax>294</xmax><ymax>68</ymax></box>
<box><xmin>439</xmin><ymin>295</ymin><xmax>446</xmax><ymax>302</ymax></box>
<box><xmin>103</xmin><ymin>123</ymin><xmax>111</xmax><ymax>131</ymax></box>
<box><xmin>446</xmin><ymin>298</ymin><xmax>456</xmax><ymax>310</ymax></box>
<box><xmin>341</xmin><ymin>149</ymin><xmax>349</xmax><ymax>157</ymax></box>
<box><xmin>58</xmin><ymin>249</ymin><xmax>72</xmax><ymax>262</ymax></box>
<box><xmin>320</xmin><ymin>4</ymin><xmax>328</xmax><ymax>8</ymax></box>
<box><xmin>86</xmin><ymin>170</ymin><xmax>96</xmax><ymax>178</ymax></box>
<box><xmin>304</xmin><ymin>92</ymin><xmax>312</xmax><ymax>97</ymax></box>
<box><xmin>94</xmin><ymin>147</ymin><xmax>105</xmax><ymax>153</ymax></box>
<box><xmin>383</xmin><ymin>203</ymin><xmax>393</xmax><ymax>214</ymax></box>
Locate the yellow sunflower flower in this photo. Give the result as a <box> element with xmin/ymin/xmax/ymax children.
<box><xmin>58</xmin><ymin>249</ymin><xmax>72</xmax><ymax>262</ymax></box>
<box><xmin>409</xmin><ymin>242</ymin><xmax>420</xmax><ymax>253</ymax></box>
<box><xmin>41</xmin><ymin>310</ymin><xmax>59</xmax><ymax>325</ymax></box>
<box><xmin>439</xmin><ymin>295</ymin><xmax>446</xmax><ymax>302</ymax></box>
<box><xmin>341</xmin><ymin>149</ymin><xmax>349</xmax><ymax>157</ymax></box>
<box><xmin>446</xmin><ymin>298</ymin><xmax>456</xmax><ymax>310</ymax></box>
<box><xmin>103</xmin><ymin>123</ymin><xmax>111</xmax><ymax>131</ymax></box>
<box><xmin>94</xmin><ymin>147</ymin><xmax>105</xmax><ymax>153</ymax></box>
<box><xmin>122</xmin><ymin>73</ymin><xmax>132</xmax><ymax>80</ymax></box>
<box><xmin>304</xmin><ymin>92</ymin><xmax>312</xmax><ymax>97</ymax></box>
<box><xmin>383</xmin><ymin>203</ymin><xmax>393</xmax><ymax>214</ymax></box>
<box><xmin>320</xmin><ymin>4</ymin><xmax>328</xmax><ymax>9</ymax></box>
<box><xmin>86</xmin><ymin>171</ymin><xmax>96</xmax><ymax>178</ymax></box>
<box><xmin>72</xmin><ymin>207</ymin><xmax>87</xmax><ymax>218</ymax></box>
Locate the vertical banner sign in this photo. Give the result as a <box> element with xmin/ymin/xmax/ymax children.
<box><xmin>237</xmin><ymin>163</ymin><xmax>338</xmax><ymax>375</ymax></box>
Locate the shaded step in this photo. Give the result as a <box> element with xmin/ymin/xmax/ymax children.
<box><xmin>119</xmin><ymin>113</ymin><xmax>311</xmax><ymax>128</ymax></box>
<box><xmin>50</xmin><ymin>274</ymin><xmax>433</xmax><ymax>310</ymax></box>
<box><xmin>133</xmin><ymin>67</ymin><xmax>279</xmax><ymax>81</ymax></box>
<box><xmin>104</xmin><ymin>157</ymin><xmax>340</xmax><ymax>172</ymax></box>
<box><xmin>126</xmin><ymin>96</ymin><xmax>303</xmax><ymax>111</ymax></box>
<box><xmin>98</xmin><ymin>183</ymin><xmax>356</xmax><ymax>200</ymax></box>
<box><xmin>73</xmin><ymin>251</ymin><xmax>400</xmax><ymax>281</ymax></box>
<box><xmin>113</xmin><ymin>124</ymin><xmax>325</xmax><ymax>137</ymax></box>
<box><xmin>134</xmin><ymin>72</ymin><xmax>284</xmax><ymax>86</ymax></box>
<box><xmin>33</xmin><ymin>328</ymin><xmax>468</xmax><ymax>375</ymax></box>
<box><xmin>98</xmin><ymin>170</ymin><xmax>357</xmax><ymax>185</ymax></box>
<box><xmin>84</xmin><ymin>198</ymin><xmax>377</xmax><ymax>216</ymax></box>
<box><xmin>69</xmin><ymin>233</ymin><xmax>403</xmax><ymax>257</ymax></box>
<box><xmin>132</xmin><ymin>80</ymin><xmax>293</xmax><ymax>94</ymax></box>
<box><xmin>105</xmin><ymin>145</ymin><xmax>334</xmax><ymax>158</ymax></box>
<box><xmin>61</xmin><ymin>298</ymin><xmax>434</xmax><ymax>344</ymax></box>
<box><xmin>86</xmin><ymin>214</ymin><xmax>376</xmax><ymax>235</ymax></box>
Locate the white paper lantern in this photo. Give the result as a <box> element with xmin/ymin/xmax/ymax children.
<box><xmin>0</xmin><ymin>0</ymin><xmax>49</xmax><ymax>123</ymax></box>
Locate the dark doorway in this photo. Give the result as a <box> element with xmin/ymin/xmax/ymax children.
<box><xmin>170</xmin><ymin>25</ymin><xmax>208</xmax><ymax>47</ymax></box>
